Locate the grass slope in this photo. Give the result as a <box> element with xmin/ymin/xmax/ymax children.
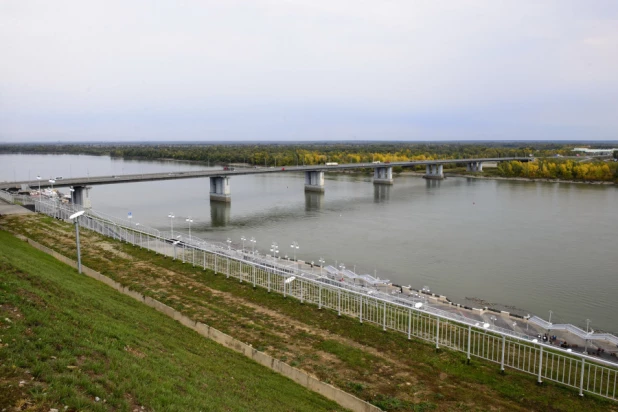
<box><xmin>0</xmin><ymin>230</ymin><xmax>345</xmax><ymax>412</ymax></box>
<box><xmin>2</xmin><ymin>214</ymin><xmax>617</xmax><ymax>412</ymax></box>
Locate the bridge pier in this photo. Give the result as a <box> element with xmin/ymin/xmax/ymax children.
<box><xmin>373</xmin><ymin>166</ymin><xmax>393</xmax><ymax>185</ymax></box>
<box><xmin>423</xmin><ymin>164</ymin><xmax>444</xmax><ymax>180</ymax></box>
<box><xmin>71</xmin><ymin>185</ymin><xmax>92</xmax><ymax>208</ymax></box>
<box><xmin>304</xmin><ymin>171</ymin><xmax>325</xmax><ymax>192</ymax></box>
<box><xmin>209</xmin><ymin>176</ymin><xmax>231</xmax><ymax>202</ymax></box>
<box><xmin>466</xmin><ymin>161</ymin><xmax>483</xmax><ymax>172</ymax></box>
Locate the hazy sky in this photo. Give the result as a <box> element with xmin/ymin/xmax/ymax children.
<box><xmin>1</xmin><ymin>1</ymin><xmax>618</xmax><ymax>142</ymax></box>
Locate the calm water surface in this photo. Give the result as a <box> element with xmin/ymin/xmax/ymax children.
<box><xmin>2</xmin><ymin>154</ymin><xmax>617</xmax><ymax>333</ymax></box>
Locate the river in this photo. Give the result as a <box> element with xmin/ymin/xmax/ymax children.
<box><xmin>2</xmin><ymin>153</ymin><xmax>617</xmax><ymax>333</ymax></box>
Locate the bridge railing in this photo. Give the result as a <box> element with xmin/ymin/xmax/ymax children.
<box><xmin>26</xmin><ymin>199</ymin><xmax>618</xmax><ymax>402</ymax></box>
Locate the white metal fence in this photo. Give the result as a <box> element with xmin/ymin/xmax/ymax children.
<box><xmin>15</xmin><ymin>196</ymin><xmax>618</xmax><ymax>402</ymax></box>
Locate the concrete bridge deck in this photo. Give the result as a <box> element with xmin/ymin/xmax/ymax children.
<box><xmin>0</xmin><ymin>157</ymin><xmax>530</xmax><ymax>190</ymax></box>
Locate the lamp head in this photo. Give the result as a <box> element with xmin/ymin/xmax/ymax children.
<box><xmin>69</xmin><ymin>210</ymin><xmax>85</xmax><ymax>220</ymax></box>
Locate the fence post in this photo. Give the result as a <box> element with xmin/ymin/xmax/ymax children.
<box><xmin>500</xmin><ymin>335</ymin><xmax>506</xmax><ymax>374</ymax></box>
<box><xmin>318</xmin><ymin>285</ymin><xmax>321</xmax><ymax>309</ymax></box>
<box><xmin>300</xmin><ymin>280</ymin><xmax>303</xmax><ymax>303</ymax></box>
<box><xmin>214</xmin><ymin>253</ymin><xmax>218</xmax><ymax>274</ymax></box>
<box><xmin>537</xmin><ymin>345</ymin><xmax>543</xmax><ymax>385</ymax></box>
<box><xmin>383</xmin><ymin>301</ymin><xmax>386</xmax><ymax>331</ymax></box>
<box><xmin>436</xmin><ymin>317</ymin><xmax>440</xmax><ymax>350</ymax></box>
<box><xmin>203</xmin><ymin>251</ymin><xmax>206</xmax><ymax>270</ymax></box>
<box><xmin>407</xmin><ymin>308</ymin><xmax>411</xmax><ymax>340</ymax></box>
<box><xmin>226</xmin><ymin>256</ymin><xmax>230</xmax><ymax>278</ymax></box>
<box><xmin>182</xmin><ymin>244</ymin><xmax>186</xmax><ymax>263</ymax></box>
<box><xmin>192</xmin><ymin>247</ymin><xmax>195</xmax><ymax>267</ymax></box>
<box><xmin>338</xmin><ymin>289</ymin><xmax>341</xmax><ymax>316</ymax></box>
<box><xmin>284</xmin><ymin>277</ymin><xmax>287</xmax><ymax>298</ymax></box>
<box><xmin>579</xmin><ymin>358</ymin><xmax>586</xmax><ymax>396</ymax></box>
<box><xmin>467</xmin><ymin>325</ymin><xmax>472</xmax><ymax>363</ymax></box>
<box><xmin>252</xmin><ymin>265</ymin><xmax>256</xmax><ymax>288</ymax></box>
<box><xmin>268</xmin><ymin>271</ymin><xmax>271</xmax><ymax>292</ymax></box>
<box><xmin>359</xmin><ymin>295</ymin><xmax>363</xmax><ymax>324</ymax></box>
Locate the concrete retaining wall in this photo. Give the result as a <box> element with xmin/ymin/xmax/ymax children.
<box><xmin>23</xmin><ymin>236</ymin><xmax>381</xmax><ymax>412</ymax></box>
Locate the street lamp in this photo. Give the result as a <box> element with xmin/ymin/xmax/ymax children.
<box><xmin>168</xmin><ymin>213</ymin><xmax>175</xmax><ymax>237</ymax></box>
<box><xmin>186</xmin><ymin>217</ymin><xmax>193</xmax><ymax>241</ymax></box>
<box><xmin>69</xmin><ymin>210</ymin><xmax>85</xmax><ymax>274</ymax></box>
<box><xmin>36</xmin><ymin>175</ymin><xmax>41</xmax><ymax>201</ymax></box>
<box><xmin>250</xmin><ymin>237</ymin><xmax>256</xmax><ymax>254</ymax></box>
<box><xmin>318</xmin><ymin>257</ymin><xmax>325</xmax><ymax>277</ymax></box>
<box><xmin>549</xmin><ymin>310</ymin><xmax>553</xmax><ymax>325</ymax></box>
<box><xmin>290</xmin><ymin>241</ymin><xmax>299</xmax><ymax>261</ymax></box>
<box><xmin>241</xmin><ymin>236</ymin><xmax>246</xmax><ymax>252</ymax></box>
<box><xmin>270</xmin><ymin>242</ymin><xmax>279</xmax><ymax>260</ymax></box>
<box><xmin>172</xmin><ymin>238</ymin><xmax>181</xmax><ymax>260</ymax></box>
<box><xmin>584</xmin><ymin>319</ymin><xmax>591</xmax><ymax>354</ymax></box>
<box><xmin>226</xmin><ymin>238</ymin><xmax>232</xmax><ymax>250</ymax></box>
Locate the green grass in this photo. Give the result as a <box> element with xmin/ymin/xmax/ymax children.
<box><xmin>3</xmin><ymin>214</ymin><xmax>618</xmax><ymax>412</ymax></box>
<box><xmin>0</xmin><ymin>230</ymin><xmax>346</xmax><ymax>411</ymax></box>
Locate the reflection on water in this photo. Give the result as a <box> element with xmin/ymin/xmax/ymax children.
<box><xmin>210</xmin><ymin>202</ymin><xmax>231</xmax><ymax>227</ymax></box>
<box><xmin>425</xmin><ymin>179</ymin><xmax>442</xmax><ymax>189</ymax></box>
<box><xmin>305</xmin><ymin>192</ymin><xmax>324</xmax><ymax>211</ymax></box>
<box><xmin>373</xmin><ymin>184</ymin><xmax>391</xmax><ymax>202</ymax></box>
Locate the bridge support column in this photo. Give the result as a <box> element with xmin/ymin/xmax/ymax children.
<box><xmin>467</xmin><ymin>161</ymin><xmax>483</xmax><ymax>172</ymax></box>
<box><xmin>304</xmin><ymin>171</ymin><xmax>325</xmax><ymax>192</ymax></box>
<box><xmin>71</xmin><ymin>185</ymin><xmax>92</xmax><ymax>208</ymax></box>
<box><xmin>209</xmin><ymin>176</ymin><xmax>231</xmax><ymax>202</ymax></box>
<box><xmin>373</xmin><ymin>166</ymin><xmax>393</xmax><ymax>185</ymax></box>
<box><xmin>423</xmin><ymin>164</ymin><xmax>444</xmax><ymax>180</ymax></box>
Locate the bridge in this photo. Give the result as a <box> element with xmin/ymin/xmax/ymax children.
<box><xmin>1</xmin><ymin>157</ymin><xmax>531</xmax><ymax>205</ymax></box>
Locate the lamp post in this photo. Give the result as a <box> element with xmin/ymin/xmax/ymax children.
<box><xmin>290</xmin><ymin>241</ymin><xmax>299</xmax><ymax>262</ymax></box>
<box><xmin>226</xmin><ymin>238</ymin><xmax>232</xmax><ymax>250</ymax></box>
<box><xmin>319</xmin><ymin>257</ymin><xmax>325</xmax><ymax>277</ymax></box>
<box><xmin>241</xmin><ymin>236</ymin><xmax>246</xmax><ymax>252</ymax></box>
<box><xmin>270</xmin><ymin>242</ymin><xmax>279</xmax><ymax>261</ymax></box>
<box><xmin>250</xmin><ymin>237</ymin><xmax>256</xmax><ymax>254</ymax></box>
<box><xmin>168</xmin><ymin>213</ymin><xmax>175</xmax><ymax>238</ymax></box>
<box><xmin>172</xmin><ymin>238</ymin><xmax>181</xmax><ymax>260</ymax></box>
<box><xmin>186</xmin><ymin>217</ymin><xmax>193</xmax><ymax>241</ymax></box>
<box><xmin>548</xmin><ymin>310</ymin><xmax>553</xmax><ymax>325</ymax></box>
<box><xmin>36</xmin><ymin>175</ymin><xmax>41</xmax><ymax>201</ymax></box>
<box><xmin>69</xmin><ymin>210</ymin><xmax>85</xmax><ymax>274</ymax></box>
<box><xmin>584</xmin><ymin>319</ymin><xmax>591</xmax><ymax>354</ymax></box>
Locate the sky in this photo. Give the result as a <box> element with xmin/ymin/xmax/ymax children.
<box><xmin>1</xmin><ymin>0</ymin><xmax>618</xmax><ymax>142</ymax></box>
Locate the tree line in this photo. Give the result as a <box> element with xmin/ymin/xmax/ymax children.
<box><xmin>497</xmin><ymin>159</ymin><xmax>618</xmax><ymax>182</ymax></box>
<box><xmin>0</xmin><ymin>141</ymin><xmax>600</xmax><ymax>166</ymax></box>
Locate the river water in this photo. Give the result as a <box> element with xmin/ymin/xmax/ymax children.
<box><xmin>2</xmin><ymin>153</ymin><xmax>617</xmax><ymax>333</ymax></box>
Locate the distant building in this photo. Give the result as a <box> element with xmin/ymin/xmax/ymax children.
<box><xmin>572</xmin><ymin>148</ymin><xmax>618</xmax><ymax>156</ymax></box>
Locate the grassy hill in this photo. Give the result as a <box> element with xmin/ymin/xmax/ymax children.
<box><xmin>2</xmin><ymin>214</ymin><xmax>617</xmax><ymax>411</ymax></box>
<box><xmin>0</xmin><ymin>230</ymin><xmax>344</xmax><ymax>411</ymax></box>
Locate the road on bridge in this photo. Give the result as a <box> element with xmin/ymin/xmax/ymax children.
<box><xmin>1</xmin><ymin>157</ymin><xmax>531</xmax><ymax>190</ymax></box>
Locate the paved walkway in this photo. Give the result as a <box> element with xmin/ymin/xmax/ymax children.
<box><xmin>0</xmin><ymin>199</ymin><xmax>33</xmax><ymax>216</ymax></box>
